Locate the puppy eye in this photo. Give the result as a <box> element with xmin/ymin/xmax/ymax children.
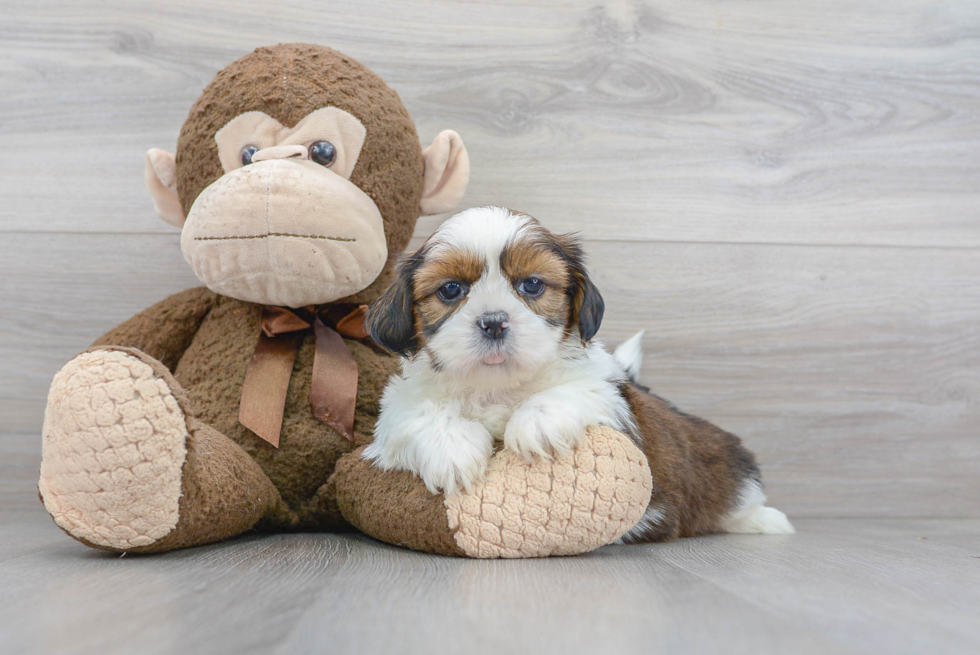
<box><xmin>517</xmin><ymin>277</ymin><xmax>545</xmax><ymax>297</ymax></box>
<box><xmin>437</xmin><ymin>281</ymin><xmax>468</xmax><ymax>302</ymax></box>
<box><xmin>309</xmin><ymin>141</ymin><xmax>337</xmax><ymax>167</ymax></box>
<box><xmin>241</xmin><ymin>145</ymin><xmax>259</xmax><ymax>166</ymax></box>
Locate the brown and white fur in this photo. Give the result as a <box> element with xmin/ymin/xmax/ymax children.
<box><xmin>364</xmin><ymin>206</ymin><xmax>793</xmax><ymax>541</ymax></box>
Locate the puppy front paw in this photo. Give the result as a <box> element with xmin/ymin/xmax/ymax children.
<box><xmin>363</xmin><ymin>415</ymin><xmax>493</xmax><ymax>497</ymax></box>
<box><xmin>504</xmin><ymin>400</ymin><xmax>582</xmax><ymax>461</ymax></box>
<box><xmin>416</xmin><ymin>418</ymin><xmax>494</xmax><ymax>496</ymax></box>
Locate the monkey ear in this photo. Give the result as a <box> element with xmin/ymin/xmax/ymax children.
<box><xmin>365</xmin><ymin>268</ymin><xmax>420</xmax><ymax>357</ymax></box>
<box><xmin>145</xmin><ymin>148</ymin><xmax>185</xmax><ymax>227</ymax></box>
<box><xmin>420</xmin><ymin>130</ymin><xmax>470</xmax><ymax>216</ymax></box>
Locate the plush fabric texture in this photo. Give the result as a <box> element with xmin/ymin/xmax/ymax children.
<box><xmin>419</xmin><ymin>129</ymin><xmax>470</xmax><ymax>215</ymax></box>
<box><xmin>334</xmin><ymin>426</ymin><xmax>653</xmax><ymax>558</ymax></box>
<box><xmin>39</xmin><ymin>346</ymin><xmax>293</xmax><ymax>554</ymax></box>
<box><xmin>447</xmin><ymin>426</ymin><xmax>652</xmax><ymax>558</ymax></box>
<box><xmin>133</xmin><ymin>417</ymin><xmax>287</xmax><ymax>554</ymax></box>
<box><xmin>175</xmin><ymin>43</ymin><xmax>424</xmax><ymax>306</ymax></box>
<box><xmin>144</xmin><ymin>148</ymin><xmax>183</xmax><ymax>227</ymax></box>
<box><xmin>180</xmin><ymin>157</ymin><xmax>389</xmax><ymax>307</ymax></box>
<box><xmin>213</xmin><ymin>108</ymin><xmax>367</xmax><ymax>178</ymax></box>
<box><xmin>89</xmin><ymin>289</ymin><xmax>401</xmax><ymax>533</ymax></box>
<box><xmin>332</xmin><ymin>450</ymin><xmax>466</xmax><ymax>556</ymax></box>
<box><xmin>39</xmin><ymin>348</ymin><xmax>188</xmax><ymax>550</ymax></box>
<box><xmin>41</xmin><ymin>282</ymin><xmax>401</xmax><ymax>551</ymax></box>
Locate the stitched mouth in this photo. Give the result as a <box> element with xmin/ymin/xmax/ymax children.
<box><xmin>194</xmin><ymin>233</ymin><xmax>356</xmax><ymax>242</ymax></box>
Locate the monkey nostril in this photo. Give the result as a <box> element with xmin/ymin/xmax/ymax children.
<box><xmin>249</xmin><ymin>145</ymin><xmax>308</xmax><ymax>164</ymax></box>
<box><xmin>478</xmin><ymin>312</ymin><xmax>509</xmax><ymax>340</ymax></box>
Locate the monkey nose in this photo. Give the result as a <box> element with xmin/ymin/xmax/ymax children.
<box><xmin>250</xmin><ymin>145</ymin><xmax>307</xmax><ymax>163</ymax></box>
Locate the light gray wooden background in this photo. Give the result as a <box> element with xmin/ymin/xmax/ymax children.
<box><xmin>1</xmin><ymin>0</ymin><xmax>978</xmax><ymax>521</ymax></box>
<box><xmin>3</xmin><ymin>3</ymin><xmax>980</xmax><ymax>654</ymax></box>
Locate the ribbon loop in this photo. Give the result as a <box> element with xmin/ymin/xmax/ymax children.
<box><xmin>261</xmin><ymin>306</ymin><xmax>312</xmax><ymax>337</ymax></box>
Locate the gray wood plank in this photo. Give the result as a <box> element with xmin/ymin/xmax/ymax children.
<box><xmin>0</xmin><ymin>510</ymin><xmax>65</xmax><ymax>564</ymax></box>
<box><xmin>820</xmin><ymin>518</ymin><xmax>980</xmax><ymax>560</ymax></box>
<box><xmin>0</xmin><ymin>526</ymin><xmax>347</xmax><ymax>654</ymax></box>
<box><xmin>589</xmin><ymin>240</ymin><xmax>980</xmax><ymax>520</ymax></box>
<box><xmin>0</xmin><ymin>512</ymin><xmax>977</xmax><ymax>655</ymax></box>
<box><xmin>277</xmin><ymin>537</ymin><xmax>853</xmax><ymax>655</ymax></box>
<box><xmin>3</xmin><ymin>232</ymin><xmax>977</xmax><ymax>518</ymax></box>
<box><xmin>0</xmin><ymin>432</ymin><xmax>41</xmax><ymax>513</ymax></box>
<box><xmin>0</xmin><ymin>233</ymin><xmax>199</xmax><ymax>432</ymax></box>
<box><xmin>656</xmin><ymin>522</ymin><xmax>980</xmax><ymax>655</ymax></box>
<box><xmin>1</xmin><ymin>0</ymin><xmax>978</xmax><ymax>246</ymax></box>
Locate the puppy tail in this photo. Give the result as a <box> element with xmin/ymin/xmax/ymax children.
<box><xmin>613</xmin><ymin>330</ymin><xmax>644</xmax><ymax>382</ymax></box>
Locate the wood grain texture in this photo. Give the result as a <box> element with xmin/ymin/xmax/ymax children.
<box><xmin>0</xmin><ymin>433</ymin><xmax>41</xmax><ymax>513</ymax></box>
<box><xmin>0</xmin><ymin>510</ymin><xmax>978</xmax><ymax>655</ymax></box>
<box><xmin>1</xmin><ymin>0</ymin><xmax>978</xmax><ymax>245</ymax></box>
<box><xmin>1</xmin><ymin>0</ymin><xmax>978</xmax><ymax>520</ymax></box>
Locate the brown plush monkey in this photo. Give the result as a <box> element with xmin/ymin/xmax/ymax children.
<box><xmin>38</xmin><ymin>44</ymin><xmax>653</xmax><ymax>556</ymax></box>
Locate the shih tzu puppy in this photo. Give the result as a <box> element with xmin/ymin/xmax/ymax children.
<box><xmin>364</xmin><ymin>206</ymin><xmax>792</xmax><ymax>542</ymax></box>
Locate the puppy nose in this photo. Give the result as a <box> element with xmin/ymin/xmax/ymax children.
<box><xmin>478</xmin><ymin>312</ymin><xmax>509</xmax><ymax>340</ymax></box>
<box><xmin>250</xmin><ymin>145</ymin><xmax>307</xmax><ymax>163</ymax></box>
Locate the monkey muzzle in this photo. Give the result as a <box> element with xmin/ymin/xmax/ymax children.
<box><xmin>180</xmin><ymin>159</ymin><xmax>388</xmax><ymax>308</ymax></box>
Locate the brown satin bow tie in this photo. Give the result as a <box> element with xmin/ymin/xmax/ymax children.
<box><xmin>238</xmin><ymin>304</ymin><xmax>369</xmax><ymax>448</ymax></box>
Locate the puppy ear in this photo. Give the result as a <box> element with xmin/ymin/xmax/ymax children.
<box><xmin>556</xmin><ymin>234</ymin><xmax>605</xmax><ymax>342</ymax></box>
<box><xmin>366</xmin><ymin>257</ymin><xmax>420</xmax><ymax>357</ymax></box>
<box><xmin>573</xmin><ymin>272</ymin><xmax>605</xmax><ymax>342</ymax></box>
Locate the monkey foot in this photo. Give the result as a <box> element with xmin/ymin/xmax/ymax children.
<box><xmin>333</xmin><ymin>425</ymin><xmax>654</xmax><ymax>558</ymax></box>
<box><xmin>39</xmin><ymin>348</ymin><xmax>189</xmax><ymax>550</ymax></box>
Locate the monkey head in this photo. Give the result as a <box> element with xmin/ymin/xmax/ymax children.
<box><xmin>145</xmin><ymin>44</ymin><xmax>469</xmax><ymax>308</ymax></box>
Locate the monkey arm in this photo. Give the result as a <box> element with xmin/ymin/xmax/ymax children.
<box><xmin>91</xmin><ymin>287</ymin><xmax>218</xmax><ymax>372</ymax></box>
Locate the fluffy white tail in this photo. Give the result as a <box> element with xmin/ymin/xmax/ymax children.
<box><xmin>720</xmin><ymin>480</ymin><xmax>795</xmax><ymax>535</ymax></box>
<box><xmin>613</xmin><ymin>330</ymin><xmax>645</xmax><ymax>382</ymax></box>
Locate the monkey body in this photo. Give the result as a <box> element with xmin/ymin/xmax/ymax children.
<box><xmin>88</xmin><ymin>287</ymin><xmax>401</xmax><ymax>535</ymax></box>
<box><xmin>38</xmin><ymin>44</ymin><xmax>471</xmax><ymax>553</ymax></box>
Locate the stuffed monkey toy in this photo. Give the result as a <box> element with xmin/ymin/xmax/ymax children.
<box><xmin>38</xmin><ymin>44</ymin><xmax>653</xmax><ymax>557</ymax></box>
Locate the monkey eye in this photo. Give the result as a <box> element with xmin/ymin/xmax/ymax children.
<box><xmin>436</xmin><ymin>281</ymin><xmax>468</xmax><ymax>302</ymax></box>
<box><xmin>240</xmin><ymin>145</ymin><xmax>259</xmax><ymax>166</ymax></box>
<box><xmin>309</xmin><ymin>141</ymin><xmax>337</xmax><ymax>167</ymax></box>
<box><xmin>517</xmin><ymin>277</ymin><xmax>545</xmax><ymax>298</ymax></box>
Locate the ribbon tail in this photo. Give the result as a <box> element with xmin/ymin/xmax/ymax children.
<box><xmin>239</xmin><ymin>332</ymin><xmax>303</xmax><ymax>448</ymax></box>
<box><xmin>311</xmin><ymin>320</ymin><xmax>359</xmax><ymax>442</ymax></box>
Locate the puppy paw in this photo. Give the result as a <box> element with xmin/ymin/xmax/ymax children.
<box><xmin>504</xmin><ymin>400</ymin><xmax>582</xmax><ymax>461</ymax></box>
<box><xmin>363</xmin><ymin>415</ymin><xmax>493</xmax><ymax>497</ymax></box>
<box><xmin>417</xmin><ymin>418</ymin><xmax>495</xmax><ymax>496</ymax></box>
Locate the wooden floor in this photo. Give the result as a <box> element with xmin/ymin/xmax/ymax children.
<box><xmin>0</xmin><ymin>509</ymin><xmax>977</xmax><ymax>655</ymax></box>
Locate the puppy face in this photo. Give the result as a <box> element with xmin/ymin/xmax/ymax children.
<box><xmin>367</xmin><ymin>206</ymin><xmax>604</xmax><ymax>386</ymax></box>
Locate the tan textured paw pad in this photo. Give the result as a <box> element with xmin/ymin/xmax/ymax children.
<box><xmin>445</xmin><ymin>426</ymin><xmax>653</xmax><ymax>558</ymax></box>
<box><xmin>39</xmin><ymin>350</ymin><xmax>188</xmax><ymax>549</ymax></box>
